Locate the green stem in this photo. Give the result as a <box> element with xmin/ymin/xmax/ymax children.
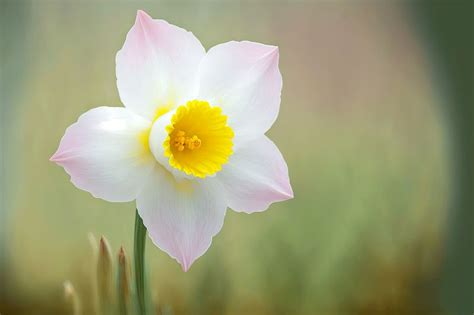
<box><xmin>134</xmin><ymin>209</ymin><xmax>147</xmax><ymax>315</ymax></box>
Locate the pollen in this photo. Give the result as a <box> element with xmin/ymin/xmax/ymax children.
<box><xmin>163</xmin><ymin>100</ymin><xmax>234</xmax><ymax>178</ymax></box>
<box><xmin>173</xmin><ymin>131</ymin><xmax>202</xmax><ymax>152</ymax></box>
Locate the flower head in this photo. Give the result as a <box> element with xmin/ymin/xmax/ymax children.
<box><xmin>51</xmin><ymin>10</ymin><xmax>293</xmax><ymax>271</ymax></box>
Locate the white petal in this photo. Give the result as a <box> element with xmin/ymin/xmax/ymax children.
<box><xmin>50</xmin><ymin>107</ymin><xmax>155</xmax><ymax>202</ymax></box>
<box><xmin>196</xmin><ymin>41</ymin><xmax>282</xmax><ymax>147</ymax></box>
<box><xmin>215</xmin><ymin>136</ymin><xmax>293</xmax><ymax>213</ymax></box>
<box><xmin>136</xmin><ymin>166</ymin><xmax>227</xmax><ymax>271</ymax></box>
<box><xmin>116</xmin><ymin>10</ymin><xmax>205</xmax><ymax>119</ymax></box>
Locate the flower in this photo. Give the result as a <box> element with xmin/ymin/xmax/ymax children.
<box><xmin>51</xmin><ymin>10</ymin><xmax>293</xmax><ymax>271</ymax></box>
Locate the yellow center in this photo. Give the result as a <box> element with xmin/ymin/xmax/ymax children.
<box><xmin>163</xmin><ymin>100</ymin><xmax>234</xmax><ymax>178</ymax></box>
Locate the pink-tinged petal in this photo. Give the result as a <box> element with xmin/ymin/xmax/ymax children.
<box><xmin>50</xmin><ymin>107</ymin><xmax>155</xmax><ymax>202</ymax></box>
<box><xmin>215</xmin><ymin>136</ymin><xmax>293</xmax><ymax>213</ymax></box>
<box><xmin>116</xmin><ymin>10</ymin><xmax>205</xmax><ymax>119</ymax></box>
<box><xmin>196</xmin><ymin>41</ymin><xmax>282</xmax><ymax>147</ymax></box>
<box><xmin>136</xmin><ymin>166</ymin><xmax>227</xmax><ymax>271</ymax></box>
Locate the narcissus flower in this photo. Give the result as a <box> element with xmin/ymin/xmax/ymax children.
<box><xmin>51</xmin><ymin>10</ymin><xmax>293</xmax><ymax>271</ymax></box>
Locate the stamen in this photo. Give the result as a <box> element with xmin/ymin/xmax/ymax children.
<box><xmin>173</xmin><ymin>130</ymin><xmax>201</xmax><ymax>151</ymax></box>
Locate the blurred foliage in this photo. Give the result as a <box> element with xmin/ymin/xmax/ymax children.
<box><xmin>0</xmin><ymin>1</ymin><xmax>459</xmax><ymax>314</ymax></box>
<box><xmin>412</xmin><ymin>1</ymin><xmax>474</xmax><ymax>314</ymax></box>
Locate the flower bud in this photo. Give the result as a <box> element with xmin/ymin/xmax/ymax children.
<box><xmin>87</xmin><ymin>233</ymin><xmax>100</xmax><ymax>315</ymax></box>
<box><xmin>97</xmin><ymin>236</ymin><xmax>114</xmax><ymax>313</ymax></box>
<box><xmin>64</xmin><ymin>280</ymin><xmax>81</xmax><ymax>315</ymax></box>
<box><xmin>117</xmin><ymin>246</ymin><xmax>131</xmax><ymax>315</ymax></box>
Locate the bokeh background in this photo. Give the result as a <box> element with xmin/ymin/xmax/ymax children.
<box><xmin>1</xmin><ymin>1</ymin><xmax>472</xmax><ymax>314</ymax></box>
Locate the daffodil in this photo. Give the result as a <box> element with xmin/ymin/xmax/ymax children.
<box><xmin>51</xmin><ymin>10</ymin><xmax>293</xmax><ymax>272</ymax></box>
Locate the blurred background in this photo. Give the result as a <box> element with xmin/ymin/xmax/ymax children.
<box><xmin>0</xmin><ymin>1</ymin><xmax>472</xmax><ymax>314</ymax></box>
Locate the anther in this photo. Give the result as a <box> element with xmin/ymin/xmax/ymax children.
<box><xmin>173</xmin><ymin>130</ymin><xmax>201</xmax><ymax>151</ymax></box>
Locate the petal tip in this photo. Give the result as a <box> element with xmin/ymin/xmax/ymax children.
<box><xmin>267</xmin><ymin>45</ymin><xmax>279</xmax><ymax>62</ymax></box>
<box><xmin>181</xmin><ymin>261</ymin><xmax>190</xmax><ymax>272</ymax></box>
<box><xmin>135</xmin><ymin>10</ymin><xmax>154</xmax><ymax>31</ymax></box>
<box><xmin>49</xmin><ymin>153</ymin><xmax>58</xmax><ymax>162</ymax></box>
<box><xmin>277</xmin><ymin>181</ymin><xmax>294</xmax><ymax>201</ymax></box>
<box><xmin>49</xmin><ymin>150</ymin><xmax>63</xmax><ymax>163</ymax></box>
<box><xmin>284</xmin><ymin>183</ymin><xmax>294</xmax><ymax>199</ymax></box>
<box><xmin>49</xmin><ymin>147</ymin><xmax>70</xmax><ymax>165</ymax></box>
<box><xmin>285</xmin><ymin>189</ymin><xmax>294</xmax><ymax>200</ymax></box>
<box><xmin>179</xmin><ymin>254</ymin><xmax>196</xmax><ymax>272</ymax></box>
<box><xmin>136</xmin><ymin>10</ymin><xmax>151</xmax><ymax>22</ymax></box>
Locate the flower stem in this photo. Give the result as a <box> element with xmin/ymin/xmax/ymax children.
<box><xmin>134</xmin><ymin>209</ymin><xmax>147</xmax><ymax>315</ymax></box>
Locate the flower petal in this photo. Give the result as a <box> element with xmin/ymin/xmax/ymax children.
<box><xmin>50</xmin><ymin>107</ymin><xmax>155</xmax><ymax>202</ymax></box>
<box><xmin>147</xmin><ymin>110</ymin><xmax>187</xmax><ymax>179</ymax></box>
<box><xmin>196</xmin><ymin>41</ymin><xmax>282</xmax><ymax>147</ymax></box>
<box><xmin>215</xmin><ymin>136</ymin><xmax>293</xmax><ymax>213</ymax></box>
<box><xmin>136</xmin><ymin>166</ymin><xmax>227</xmax><ymax>271</ymax></box>
<box><xmin>116</xmin><ymin>10</ymin><xmax>205</xmax><ymax>119</ymax></box>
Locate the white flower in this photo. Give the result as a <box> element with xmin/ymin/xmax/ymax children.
<box><xmin>51</xmin><ymin>10</ymin><xmax>293</xmax><ymax>271</ymax></box>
